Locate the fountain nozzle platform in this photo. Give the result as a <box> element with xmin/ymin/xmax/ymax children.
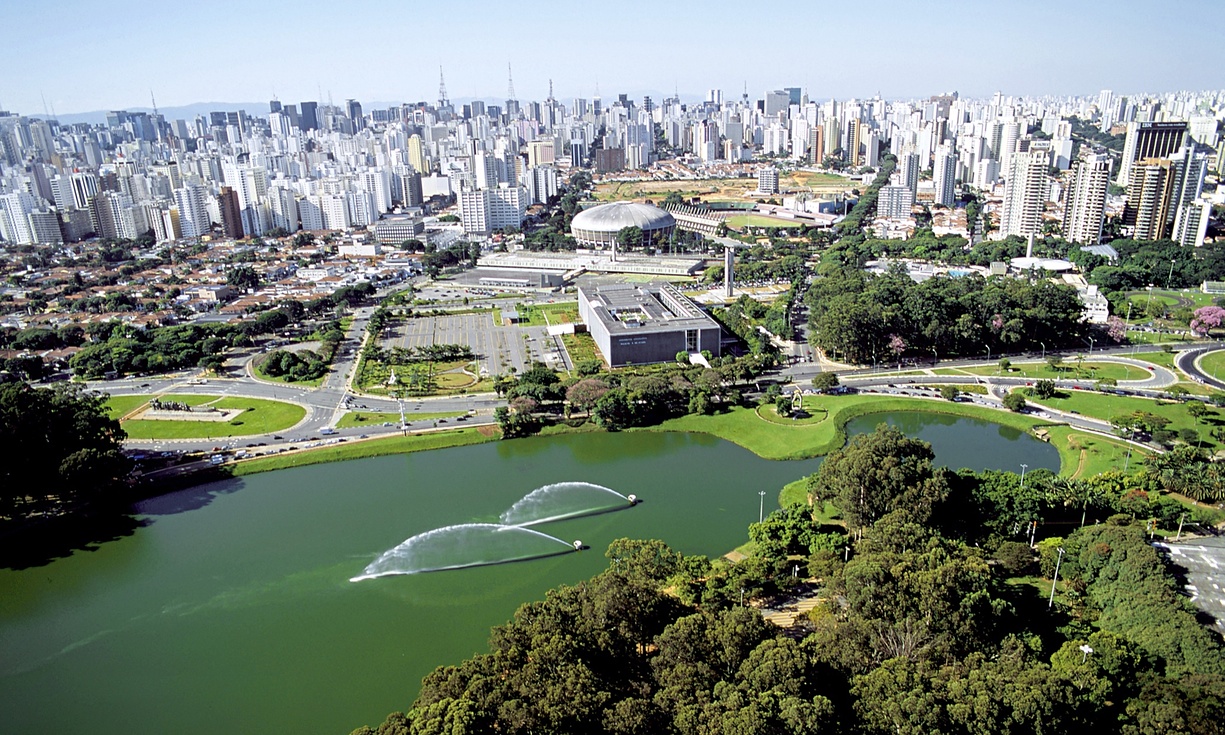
<box><xmin>573</xmin><ymin>540</ymin><xmax>584</xmax><ymax>550</ymax></box>
<box><xmin>627</xmin><ymin>494</ymin><xmax>638</xmax><ymax>505</ymax></box>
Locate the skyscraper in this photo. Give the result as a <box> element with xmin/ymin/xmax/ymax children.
<box><xmin>1124</xmin><ymin>159</ymin><xmax>1175</xmax><ymax>241</ymax></box>
<box><xmin>174</xmin><ymin>184</ymin><xmax>211</xmax><ymax>239</ymax></box>
<box><xmin>932</xmin><ymin>146</ymin><xmax>958</xmax><ymax>207</ymax></box>
<box><xmin>1062</xmin><ymin>153</ymin><xmax>1111</xmax><ymax>245</ymax></box>
<box><xmin>1000</xmin><ymin>140</ymin><xmax>1050</xmax><ymax>239</ymax></box>
<box><xmin>1117</xmin><ymin>121</ymin><xmax>1187</xmax><ymax>185</ymax></box>
<box><xmin>299</xmin><ymin>101</ymin><xmax>319</xmax><ymax>131</ymax></box>
<box><xmin>218</xmin><ymin>186</ymin><xmax>244</xmax><ymax>239</ymax></box>
<box><xmin>898</xmin><ymin>151</ymin><xmax>920</xmax><ymax>195</ymax></box>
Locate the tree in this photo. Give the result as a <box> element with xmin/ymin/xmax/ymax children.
<box><xmin>1033</xmin><ymin>379</ymin><xmax>1056</xmax><ymax>399</ymax></box>
<box><xmin>1190</xmin><ymin>306</ymin><xmax>1225</xmax><ymax>336</ymax></box>
<box><xmin>998</xmin><ymin>358</ymin><xmax>1012</xmax><ymax>373</ymax></box>
<box><xmin>811</xmin><ymin>372</ymin><xmax>840</xmax><ymax>393</ymax></box>
<box><xmin>1003</xmin><ymin>392</ymin><xmax>1028</xmax><ymax>412</ymax></box>
<box><xmin>1046</xmin><ymin>355</ymin><xmax>1064</xmax><ymax>372</ymax></box>
<box><xmin>813</xmin><ymin>424</ymin><xmax>949</xmax><ymax>532</ymax></box>
<box><xmin>226</xmin><ymin>265</ymin><xmax>261</xmax><ymax>292</ymax></box>
<box><xmin>0</xmin><ymin>382</ymin><xmax>130</xmax><ymax>520</ymax></box>
<box><xmin>939</xmin><ymin>385</ymin><xmax>959</xmax><ymax>401</ymax></box>
<box><xmin>616</xmin><ymin>226</ymin><xmax>643</xmax><ymax>252</ymax></box>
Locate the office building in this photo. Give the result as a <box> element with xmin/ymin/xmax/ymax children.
<box><xmin>299</xmin><ymin>101</ymin><xmax>319</xmax><ymax>131</ymax></box>
<box><xmin>579</xmin><ymin>282</ymin><xmax>722</xmax><ymax>367</ymax></box>
<box><xmin>458</xmin><ymin>185</ymin><xmax>527</xmax><ymax>234</ymax></box>
<box><xmin>1117</xmin><ymin>121</ymin><xmax>1187</xmax><ymax>185</ymax></box>
<box><xmin>1062</xmin><ymin>153</ymin><xmax>1111</xmax><ymax>245</ymax></box>
<box><xmin>217</xmin><ymin>186</ymin><xmax>244</xmax><ymax>238</ymax></box>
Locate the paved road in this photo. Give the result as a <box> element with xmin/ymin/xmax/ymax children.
<box><xmin>1177</xmin><ymin>343</ymin><xmax>1225</xmax><ymax>390</ymax></box>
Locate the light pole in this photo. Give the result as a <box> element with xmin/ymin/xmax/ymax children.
<box><xmin>1085</xmin><ymin>336</ymin><xmax>1095</xmax><ymax>354</ymax></box>
<box><xmin>1167</xmin><ymin>259</ymin><xmax>1177</xmax><ymax>290</ymax></box>
<box><xmin>1079</xmin><ymin>643</ymin><xmax>1094</xmax><ymax>664</ymax></box>
<box><xmin>1048</xmin><ymin>546</ymin><xmax>1065</xmax><ymax>610</ymax></box>
<box><xmin>758</xmin><ymin>490</ymin><xmax>766</xmax><ymax>524</ymax></box>
<box><xmin>931</xmin><ymin>347</ymin><xmax>938</xmax><ymax>367</ymax></box>
<box><xmin>1040</xmin><ymin>342</ymin><xmax>1046</xmax><ymax>361</ymax></box>
<box><xmin>1019</xmin><ymin>463</ymin><xmax>1029</xmax><ymax>490</ymax></box>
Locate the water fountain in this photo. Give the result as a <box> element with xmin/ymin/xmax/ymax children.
<box><xmin>351</xmin><ymin>523</ymin><xmax>574</xmax><ymax>580</ymax></box>
<box><xmin>499</xmin><ymin>481</ymin><xmax>634</xmax><ymax>527</ymax></box>
<box><xmin>353</xmin><ymin>482</ymin><xmax>640</xmax><ymax>580</ymax></box>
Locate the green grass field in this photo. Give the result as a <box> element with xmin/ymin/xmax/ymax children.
<box><xmin>231</xmin><ymin>427</ymin><xmax>499</xmax><ymax>476</ymax></box>
<box><xmin>105</xmin><ymin>395</ymin><xmax>152</xmax><ymax>419</ymax></box>
<box><xmin>1127</xmin><ymin>350</ymin><xmax>1179</xmax><ymax>369</ymax></box>
<box><xmin>1028</xmin><ymin>390</ymin><xmax>1220</xmax><ymax>451</ymax></box>
<box><xmin>1198</xmin><ymin>350</ymin><xmax>1225</xmax><ymax>381</ymax></box>
<box><xmin>1043</xmin><ymin>425</ymin><xmax>1147</xmax><ymax>479</ymax></box>
<box><xmin>335</xmin><ymin>410</ymin><xmax>464</xmax><ymax>429</ymax></box>
<box><xmin>115</xmin><ymin>394</ymin><xmax>307</xmax><ymax>439</ymax></box>
<box><xmin>1127</xmin><ymin>330</ymin><xmax>1185</xmax><ymax>345</ymax></box>
<box><xmin>951</xmin><ymin>361</ymin><xmax>1151</xmax><ymax>381</ymax></box>
<box><xmin>726</xmin><ymin>215</ymin><xmax>804</xmax><ymax>229</ymax></box>
<box><xmin>515</xmin><ymin>302</ymin><xmax>580</xmax><ymax>327</ymax></box>
<box><xmin>562</xmin><ymin>332</ymin><xmax>603</xmax><ymax>369</ymax></box>
<box><xmin>642</xmin><ymin>394</ymin><xmax>1077</xmax><ymax>469</ymax></box>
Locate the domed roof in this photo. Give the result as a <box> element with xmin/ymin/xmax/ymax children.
<box><xmin>571</xmin><ymin>202</ymin><xmax>676</xmax><ymax>233</ymax></box>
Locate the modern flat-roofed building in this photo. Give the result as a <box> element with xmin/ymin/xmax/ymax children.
<box><xmin>578</xmin><ymin>282</ymin><xmax>721</xmax><ymax>366</ymax></box>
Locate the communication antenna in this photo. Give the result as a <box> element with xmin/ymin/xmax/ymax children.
<box><xmin>438</xmin><ymin>66</ymin><xmax>449</xmax><ymax>107</ymax></box>
<box><xmin>507</xmin><ymin>62</ymin><xmax>515</xmax><ymax>100</ymax></box>
<box><xmin>548</xmin><ymin>78</ymin><xmax>554</xmax><ymax>101</ymax></box>
<box><xmin>41</xmin><ymin>91</ymin><xmax>50</xmax><ymax>118</ymax></box>
<box><xmin>150</xmin><ymin>90</ymin><xmax>159</xmax><ymax>117</ymax></box>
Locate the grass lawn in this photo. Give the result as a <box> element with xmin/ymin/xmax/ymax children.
<box><xmin>1127</xmin><ymin>350</ymin><xmax>1179</xmax><ymax>369</ymax></box>
<box><xmin>231</xmin><ymin>427</ymin><xmax>499</xmax><ymax>476</ymax></box>
<box><xmin>118</xmin><ymin>395</ymin><xmax>307</xmax><ymax>439</ymax></box>
<box><xmin>516</xmin><ymin>302</ymin><xmax>580</xmax><ymax>327</ymax></box>
<box><xmin>561</xmin><ymin>332</ymin><xmax>603</xmax><ymax>369</ymax></box>
<box><xmin>335</xmin><ymin>410</ymin><xmax>465</xmax><ymax>429</ymax></box>
<box><xmin>726</xmin><ymin>215</ymin><xmax>804</xmax><ymax>229</ymax></box>
<box><xmin>1198</xmin><ymin>350</ymin><xmax>1225</xmax><ymax>381</ymax></box>
<box><xmin>756</xmin><ymin>403</ymin><xmax>829</xmax><ymax>425</ymax></box>
<box><xmin>1028</xmin><ymin>390</ymin><xmax>1222</xmax><ymax>452</ymax></box>
<box><xmin>1042</xmin><ymin>425</ymin><xmax>1148</xmax><ymax>479</ymax></box>
<box><xmin>105</xmin><ymin>394</ymin><xmax>152</xmax><ymax>420</ymax></box>
<box><xmin>642</xmin><ymin>394</ymin><xmax>1076</xmax><ymax>469</ymax></box>
<box><xmin>1126</xmin><ymin>330</ymin><xmax>1185</xmax><ymax>345</ymax></box>
<box><xmin>964</xmin><ymin>361</ymin><xmax>1151</xmax><ymax>381</ymax></box>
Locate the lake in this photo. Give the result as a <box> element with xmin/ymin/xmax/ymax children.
<box><xmin>0</xmin><ymin>418</ymin><xmax>1058</xmax><ymax>735</ymax></box>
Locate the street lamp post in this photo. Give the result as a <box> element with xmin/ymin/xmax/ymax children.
<box><xmin>1085</xmin><ymin>336</ymin><xmax>1095</xmax><ymax>354</ymax></box>
<box><xmin>758</xmin><ymin>490</ymin><xmax>766</xmax><ymax>524</ymax></box>
<box><xmin>1040</xmin><ymin>342</ymin><xmax>1046</xmax><ymax>361</ymax></box>
<box><xmin>1019</xmin><ymin>463</ymin><xmax>1029</xmax><ymax>489</ymax></box>
<box><xmin>1167</xmin><ymin>259</ymin><xmax>1177</xmax><ymax>290</ymax></box>
<box><xmin>1080</xmin><ymin>643</ymin><xmax>1094</xmax><ymax>664</ymax></box>
<box><xmin>931</xmin><ymin>347</ymin><xmax>938</xmax><ymax>367</ymax></box>
<box><xmin>1048</xmin><ymin>546</ymin><xmax>1065</xmax><ymax>610</ymax></box>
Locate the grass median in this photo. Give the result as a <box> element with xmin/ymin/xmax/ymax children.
<box><xmin>114</xmin><ymin>394</ymin><xmax>307</xmax><ymax>439</ymax></box>
<box><xmin>230</xmin><ymin>426</ymin><xmax>499</xmax><ymax>476</ymax></box>
<box><xmin>1027</xmin><ymin>389</ymin><xmax>1221</xmax><ymax>453</ymax></box>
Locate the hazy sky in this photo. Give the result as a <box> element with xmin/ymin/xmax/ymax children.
<box><xmin>4</xmin><ymin>0</ymin><xmax>1221</xmax><ymax>115</ymax></box>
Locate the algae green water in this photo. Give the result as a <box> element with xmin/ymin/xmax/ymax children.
<box><xmin>0</xmin><ymin>423</ymin><xmax>1058</xmax><ymax>735</ymax></box>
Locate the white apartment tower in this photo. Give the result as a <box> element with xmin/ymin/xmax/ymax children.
<box><xmin>1000</xmin><ymin>140</ymin><xmax>1051</xmax><ymax>239</ymax></box>
<box><xmin>1062</xmin><ymin>153</ymin><xmax>1111</xmax><ymax>245</ymax></box>
<box><xmin>174</xmin><ymin>185</ymin><xmax>212</xmax><ymax>239</ymax></box>
<box><xmin>932</xmin><ymin>146</ymin><xmax>958</xmax><ymax>207</ymax></box>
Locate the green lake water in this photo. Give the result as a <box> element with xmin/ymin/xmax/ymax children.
<box><xmin>0</xmin><ymin>420</ymin><xmax>1058</xmax><ymax>735</ymax></box>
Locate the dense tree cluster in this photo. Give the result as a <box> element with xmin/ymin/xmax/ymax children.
<box><xmin>805</xmin><ymin>268</ymin><xmax>1088</xmax><ymax>364</ymax></box>
<box><xmin>260</xmin><ymin>349</ymin><xmax>328</xmax><ymax>382</ymax></box>
<box><xmin>352</xmin><ymin>426</ymin><xmax>1225</xmax><ymax>735</ymax></box>
<box><xmin>0</xmin><ymin>382</ymin><xmax>130</xmax><ymax>521</ymax></box>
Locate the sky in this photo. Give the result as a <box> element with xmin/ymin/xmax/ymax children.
<box><xmin>3</xmin><ymin>0</ymin><xmax>1221</xmax><ymax>116</ymax></box>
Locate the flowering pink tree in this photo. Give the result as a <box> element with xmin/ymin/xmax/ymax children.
<box><xmin>1190</xmin><ymin>306</ymin><xmax>1225</xmax><ymax>336</ymax></box>
<box><xmin>1106</xmin><ymin>315</ymin><xmax>1127</xmax><ymax>343</ymax></box>
<box><xmin>991</xmin><ymin>314</ymin><xmax>1005</xmax><ymax>332</ymax></box>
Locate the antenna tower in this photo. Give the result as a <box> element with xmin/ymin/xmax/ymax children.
<box><xmin>507</xmin><ymin>63</ymin><xmax>515</xmax><ymax>100</ymax></box>
<box><xmin>438</xmin><ymin>66</ymin><xmax>448</xmax><ymax>107</ymax></box>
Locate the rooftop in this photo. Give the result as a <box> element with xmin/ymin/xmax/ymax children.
<box><xmin>579</xmin><ymin>282</ymin><xmax>718</xmax><ymax>335</ymax></box>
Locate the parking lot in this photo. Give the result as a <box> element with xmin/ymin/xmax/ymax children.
<box><xmin>388</xmin><ymin>312</ymin><xmax>561</xmax><ymax>376</ymax></box>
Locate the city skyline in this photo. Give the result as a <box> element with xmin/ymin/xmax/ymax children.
<box><xmin>5</xmin><ymin>0</ymin><xmax>1222</xmax><ymax>116</ymax></box>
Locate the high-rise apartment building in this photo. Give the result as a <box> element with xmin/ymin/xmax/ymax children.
<box><xmin>878</xmin><ymin>185</ymin><xmax>915</xmax><ymax>219</ymax></box>
<box><xmin>1124</xmin><ymin>158</ymin><xmax>1175</xmax><ymax>241</ymax></box>
<box><xmin>1062</xmin><ymin>153</ymin><xmax>1111</xmax><ymax>244</ymax></box>
<box><xmin>932</xmin><ymin>146</ymin><xmax>958</xmax><ymax>206</ymax></box>
<box><xmin>458</xmin><ymin>185</ymin><xmax>526</xmax><ymax>234</ymax></box>
<box><xmin>1172</xmin><ymin>200</ymin><xmax>1211</xmax><ymax>248</ymax></box>
<box><xmin>898</xmin><ymin>151</ymin><xmax>920</xmax><ymax>195</ymax></box>
<box><xmin>757</xmin><ymin>167</ymin><xmax>779</xmax><ymax>194</ymax></box>
<box><xmin>1000</xmin><ymin>140</ymin><xmax>1050</xmax><ymax>239</ymax></box>
<box><xmin>174</xmin><ymin>184</ymin><xmax>212</xmax><ymax>239</ymax></box>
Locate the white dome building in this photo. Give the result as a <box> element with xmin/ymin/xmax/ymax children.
<box><xmin>570</xmin><ymin>202</ymin><xmax>676</xmax><ymax>251</ymax></box>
